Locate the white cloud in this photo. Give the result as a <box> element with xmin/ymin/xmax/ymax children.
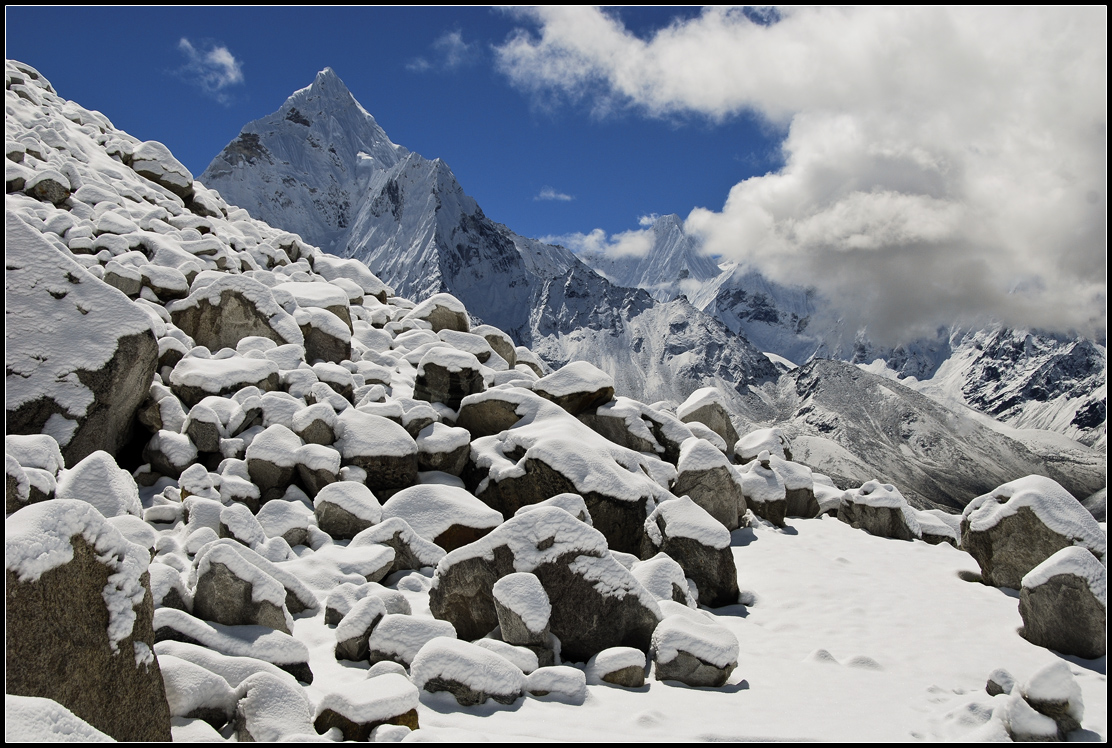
<box><xmin>496</xmin><ymin>7</ymin><xmax>1107</xmax><ymax>343</ymax></box>
<box><xmin>409</xmin><ymin>30</ymin><xmax>478</xmax><ymax>73</ymax></box>
<box><xmin>177</xmin><ymin>38</ymin><xmax>244</xmax><ymax>103</ymax></box>
<box><xmin>535</xmin><ymin>186</ymin><xmax>574</xmax><ymax>202</ymax></box>
<box><xmin>542</xmin><ymin>227</ymin><xmax>654</xmax><ymax>259</ymax></box>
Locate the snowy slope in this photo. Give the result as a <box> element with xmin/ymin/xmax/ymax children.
<box><xmin>202</xmin><ymin>70</ymin><xmax>778</xmax><ymax>400</ymax></box>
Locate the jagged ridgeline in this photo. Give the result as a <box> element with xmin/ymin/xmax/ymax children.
<box><xmin>5</xmin><ymin>59</ymin><xmax>1105</xmax><ymax>743</ymax></box>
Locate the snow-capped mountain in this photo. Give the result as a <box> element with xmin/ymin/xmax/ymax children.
<box><xmin>577</xmin><ymin>214</ymin><xmax>721</xmax><ymax>301</ymax></box>
<box><xmin>594</xmin><ymin>214</ymin><xmax>1107</xmax><ymax>448</ymax></box>
<box><xmin>202</xmin><ymin>69</ymin><xmax>780</xmax><ymax>403</ymax></box>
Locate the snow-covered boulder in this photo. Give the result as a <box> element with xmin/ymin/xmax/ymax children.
<box><xmin>296</xmin><ymin>306</ymin><xmax>352</xmax><ymax>364</ymax></box>
<box><xmin>961</xmin><ymin>475</ymin><xmax>1106</xmax><ymax>589</ymax></box>
<box><xmin>6</xmin><ymin>500</ymin><xmax>172</xmax><ymax>741</ymax></box>
<box><xmin>367</xmin><ymin>614</ymin><xmax>457</xmax><ymax>667</ymax></box>
<box><xmin>381</xmin><ymin>483</ymin><xmax>502</xmax><ymax>551</ymax></box>
<box><xmin>631</xmin><ymin>552</ymin><xmax>697</xmax><ymax>607</ymax></box>
<box><xmin>492</xmin><ymin>571</ymin><xmax>552</xmax><ymax>655</ymax></box>
<box><xmin>5</xmin><ymin>694</ymin><xmax>114</xmax><ymax>743</ymax></box>
<box><xmin>429</xmin><ymin>507</ymin><xmax>662</xmax><ymax>662</ymax></box>
<box><xmin>313</xmin><ymin>481</ymin><xmax>382</xmax><ymax>540</ymax></box>
<box><xmin>334</xmin><ymin>595</ymin><xmax>388</xmax><ymax>662</ymax></box>
<box><xmin>350</xmin><ymin>517</ymin><xmax>446</xmax><ymax>575</ymax></box>
<box><xmin>525</xmin><ymin>666</ymin><xmax>586</xmax><ymax>702</ymax></box>
<box><xmin>455</xmin><ymin>387</ymin><xmax>534</xmax><ymax>437</ymax></box>
<box><xmin>533</xmin><ymin>361</ymin><xmax>616</xmax><ymax>416</ymax></box>
<box><xmin>245</xmin><ymin>424</ymin><xmax>303</xmax><ymax>504</ymax></box>
<box><xmin>158</xmin><ymin>653</ymin><xmax>238</xmax><ymax>728</ymax></box>
<box><xmin>735</xmin><ymin>427</ymin><xmax>791</xmax><ymax>463</ymax></box>
<box><xmin>585</xmin><ymin>647</ymin><xmax>648</xmax><ymax>688</ymax></box>
<box><xmin>168</xmin><ymin>275</ymin><xmax>303</xmax><ymax>353</ymax></box>
<box><xmin>192</xmin><ymin>543</ymin><xmax>294</xmax><ymax>633</ymax></box>
<box><xmin>676</xmin><ymin>387</ymin><xmax>739</xmax><ymax>458</ymax></box>
<box><xmin>410</xmin><ymin>637</ymin><xmax>525</xmax><ymax>706</ymax></box>
<box><xmin>672</xmin><ymin>437</ymin><xmax>746</xmax><ymax>530</ymax></box>
<box><xmin>651</xmin><ymin>603</ymin><xmax>739</xmax><ymax>687</ymax></box>
<box><xmin>169</xmin><ymin>355</ymin><xmax>280</xmax><ymax>408</ymax></box>
<box><xmin>737</xmin><ymin>451</ymin><xmax>788</xmax><ymax>527</ymax></box>
<box><xmin>334</xmin><ymin>409</ymin><xmax>418</xmax><ymax>493</ymax></box>
<box><xmin>840</xmin><ymin>480</ymin><xmax>921</xmax><ymax>542</ymax></box>
<box><xmin>54</xmin><ymin>450</ymin><xmax>143</xmax><ymax>518</ymax></box>
<box><xmin>514</xmin><ymin>492</ymin><xmax>593</xmax><ymax>525</ymax></box>
<box><xmin>313</xmin><ymin>673</ymin><xmax>420</xmax><ymax>740</ymax></box>
<box><xmin>130</xmin><ymin>140</ymin><xmax>194</xmax><ymax>199</ymax></box>
<box><xmin>413</xmin><ymin>347</ymin><xmax>485</xmax><ymax>410</ymax></box>
<box><xmin>471</xmin><ymin>324</ymin><xmax>517</xmax><ymax>368</ymax></box>
<box><xmin>578</xmin><ymin>397</ymin><xmax>662</xmax><ymax>454</ymax></box>
<box><xmin>295</xmin><ymin>442</ymin><xmax>341</xmax><ymax>497</ymax></box>
<box><xmin>406</xmin><ymin>292</ymin><xmax>469</xmax><ymax>333</ymax></box>
<box><xmin>6</xmin><ymin>213</ymin><xmax>159</xmax><ymax>466</ymax></box>
<box><xmin>1017</xmin><ymin>661</ymin><xmax>1086</xmax><ymax>740</ymax></box>
<box><xmin>231</xmin><ymin>671</ymin><xmax>315</xmax><ymax>742</ymax></box>
<box><xmin>642</xmin><ymin>496</ymin><xmax>739</xmax><ymax>608</ymax></box>
<box><xmin>1018</xmin><ymin>546</ymin><xmax>1106</xmax><ymax>659</ymax></box>
<box><xmin>770</xmin><ymin>455</ymin><xmax>819</xmax><ymax>518</ymax></box>
<box><xmin>416</xmin><ymin>422</ymin><xmax>471</xmax><ymax>476</ymax></box>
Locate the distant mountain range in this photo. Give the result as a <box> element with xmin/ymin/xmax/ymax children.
<box><xmin>201</xmin><ymin>68</ymin><xmax>1105</xmax><ymax>509</ymax></box>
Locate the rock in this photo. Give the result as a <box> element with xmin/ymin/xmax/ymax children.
<box><xmin>413</xmin><ymin>348</ymin><xmax>485</xmax><ymax>410</ymax></box>
<box><xmin>334</xmin><ymin>409</ymin><xmax>418</xmax><ymax>493</ymax></box>
<box><xmin>1018</xmin><ymin>547</ymin><xmax>1106</xmax><ymax>659</ymax></box>
<box><xmin>839</xmin><ymin>480</ymin><xmax>921</xmax><ymax>541</ymax></box>
<box><xmin>651</xmin><ymin>603</ymin><xmax>739</xmax><ymax>687</ymax></box>
<box><xmin>6</xmin><ymin>501</ymin><xmax>172</xmax><ymax>741</ymax></box>
<box><xmin>1018</xmin><ymin>661</ymin><xmax>1085</xmax><ymax>740</ymax></box>
<box><xmin>672</xmin><ymin>437</ymin><xmax>746</xmax><ymax>530</ymax></box>
<box><xmin>471</xmin><ymin>324</ymin><xmax>517</xmax><ymax>368</ymax></box>
<box><xmin>350</xmin><ymin>517</ymin><xmax>445</xmax><ymax>575</ymax></box>
<box><xmin>142</xmin><ymin>430</ymin><xmax>198</xmax><ymax>479</ymax></box>
<box><xmin>429</xmin><ymin>507</ymin><xmax>662</xmax><ymax>662</ymax></box>
<box><xmin>158</xmin><ymin>654</ymin><xmax>237</xmax><ymax>728</ymax></box>
<box><xmin>533</xmin><ymin>361</ymin><xmax>616</xmax><ymax>416</ymax></box>
<box><xmin>416</xmin><ymin>423</ymin><xmax>471</xmax><ymax>476</ymax></box>
<box><xmin>130</xmin><ymin>140</ymin><xmax>194</xmax><ymax>199</ymax></box>
<box><xmin>192</xmin><ymin>543</ymin><xmax>293</xmax><ymax>633</ymax></box>
<box><xmin>578</xmin><ymin>397</ymin><xmax>662</xmax><ymax>454</ymax></box>
<box><xmin>961</xmin><ymin>475</ymin><xmax>1106</xmax><ymax>589</ymax></box>
<box><xmin>381</xmin><ymin>484</ymin><xmax>502</xmax><ymax>552</ymax></box>
<box><xmin>986</xmin><ymin>668</ymin><xmax>1016</xmax><ymax>696</ymax></box>
<box><xmin>524</xmin><ymin>666</ymin><xmax>586</xmax><ymax>702</ymax></box>
<box><xmin>169</xmin><ymin>355</ymin><xmax>280</xmax><ymax>409</ymax></box>
<box><xmin>313</xmin><ymin>481</ymin><xmax>381</xmax><ymax>540</ymax></box>
<box><xmin>334</xmin><ymin>596</ymin><xmax>388</xmax><ymax>662</ymax></box>
<box><xmin>296</xmin><ymin>306</ymin><xmax>352</xmax><ymax>364</ymax></box>
<box><xmin>631</xmin><ymin>552</ymin><xmax>697</xmax><ymax>607</ymax></box>
<box><xmin>771</xmin><ymin>456</ymin><xmax>819</xmax><ymax>518</ymax></box>
<box><xmin>676</xmin><ymin>388</ymin><xmax>739</xmax><ymax>458</ymax></box>
<box><xmin>6</xmin><ymin>214</ymin><xmax>158</xmax><ymax>467</ymax></box>
<box><xmin>168</xmin><ymin>276</ymin><xmax>304</xmax><ymax>353</ymax></box>
<box><xmin>274</xmin><ymin>281</ymin><xmax>352</xmax><ymax>333</ymax></box>
<box><xmin>735</xmin><ymin>427</ymin><xmax>792</xmax><ymax>463</ymax></box>
<box><xmin>585</xmin><ymin>647</ymin><xmax>647</xmax><ymax>688</ymax></box>
<box><xmin>410</xmin><ymin>637</ymin><xmax>525</xmax><ymax>706</ymax></box>
<box><xmin>295</xmin><ymin>443</ymin><xmax>341</xmax><ymax>498</ymax></box>
<box><xmin>456</xmin><ymin>388</ymin><xmax>531</xmax><ymax>437</ymax></box>
<box><xmin>54</xmin><ymin>450</ymin><xmax>143</xmax><ymax>518</ymax></box>
<box><xmin>246</xmin><ymin>424</ymin><xmax>303</xmax><ymax>504</ymax></box>
<box><xmin>642</xmin><ymin>496</ymin><xmax>739</xmax><ymax>608</ymax></box>
<box><xmin>492</xmin><ymin>572</ymin><xmax>552</xmax><ymax>648</ymax></box>
<box><xmin>367</xmin><ymin>614</ymin><xmax>457</xmax><ymax>667</ymax></box>
<box><xmin>406</xmin><ymin>293</ymin><xmax>469</xmax><ymax>333</ymax></box>
<box><xmin>292</xmin><ymin>402</ymin><xmax>337</xmax><ymax>445</ymax></box>
<box><xmin>737</xmin><ymin>451</ymin><xmax>788</xmax><ymax>527</ymax></box>
<box><xmin>313</xmin><ymin>674</ymin><xmax>420</xmax><ymax>740</ymax></box>
<box><xmin>25</xmin><ymin>168</ymin><xmax>71</xmax><ymax>204</ymax></box>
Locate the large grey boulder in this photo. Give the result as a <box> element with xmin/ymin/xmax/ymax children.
<box><xmin>839</xmin><ymin>480</ymin><xmax>921</xmax><ymax>542</ymax></box>
<box><xmin>651</xmin><ymin>602</ymin><xmax>739</xmax><ymax>688</ymax></box>
<box><xmin>313</xmin><ymin>674</ymin><xmax>420</xmax><ymax>740</ymax></box>
<box><xmin>672</xmin><ymin>437</ymin><xmax>746</xmax><ymax>530</ymax></box>
<box><xmin>6</xmin><ymin>500</ymin><xmax>172</xmax><ymax>741</ymax></box>
<box><xmin>406</xmin><ymin>293</ymin><xmax>469</xmax><ymax>333</ymax></box>
<box><xmin>413</xmin><ymin>348</ymin><xmax>485</xmax><ymax>410</ymax></box>
<box><xmin>961</xmin><ymin>476</ymin><xmax>1106</xmax><ymax>589</ymax></box>
<box><xmin>192</xmin><ymin>543</ymin><xmax>293</xmax><ymax>634</ymax></box>
<box><xmin>169</xmin><ymin>355</ymin><xmax>280</xmax><ymax>409</ymax></box>
<box><xmin>676</xmin><ymin>388</ymin><xmax>739</xmax><ymax>458</ymax></box>
<box><xmin>350</xmin><ymin>517</ymin><xmax>446</xmax><ymax>575</ymax></box>
<box><xmin>642</xmin><ymin>496</ymin><xmax>739</xmax><ymax>608</ymax></box>
<box><xmin>429</xmin><ymin>507</ymin><xmax>662</xmax><ymax>663</ymax></box>
<box><xmin>533</xmin><ymin>361</ymin><xmax>615</xmax><ymax>416</ymax></box>
<box><xmin>1018</xmin><ymin>547</ymin><xmax>1106</xmax><ymax>659</ymax></box>
<box><xmin>737</xmin><ymin>451</ymin><xmax>788</xmax><ymax>527</ymax></box>
<box><xmin>6</xmin><ymin>213</ymin><xmax>158</xmax><ymax>467</ymax></box>
<box><xmin>334</xmin><ymin>409</ymin><xmax>418</xmax><ymax>493</ymax></box>
<box><xmin>167</xmin><ymin>276</ymin><xmax>304</xmax><ymax>353</ymax></box>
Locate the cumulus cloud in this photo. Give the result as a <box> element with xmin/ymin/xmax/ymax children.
<box><xmin>535</xmin><ymin>186</ymin><xmax>574</xmax><ymax>202</ymax></box>
<box><xmin>177</xmin><ymin>38</ymin><xmax>244</xmax><ymax>104</ymax></box>
<box><xmin>408</xmin><ymin>30</ymin><xmax>479</xmax><ymax>72</ymax></box>
<box><xmin>496</xmin><ymin>7</ymin><xmax>1107</xmax><ymax>343</ymax></box>
<box><xmin>542</xmin><ymin>227</ymin><xmax>654</xmax><ymax>259</ymax></box>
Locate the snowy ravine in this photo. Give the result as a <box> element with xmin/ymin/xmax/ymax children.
<box><xmin>5</xmin><ymin>58</ymin><xmax>1107</xmax><ymax>745</ymax></box>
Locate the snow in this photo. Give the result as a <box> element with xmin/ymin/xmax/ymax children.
<box><xmin>158</xmin><ymin>653</ymin><xmax>238</xmax><ymax>719</ymax></box>
<box><xmin>1021</xmin><ymin>660</ymin><xmax>1084</xmax><ymax>721</ymax></box>
<box><xmin>1003</xmin><ymin>690</ymin><xmax>1059</xmax><ymax>738</ymax></box>
<box><xmin>416</xmin><ymin>422</ymin><xmax>471</xmax><ymax>453</ymax></box>
<box><xmin>169</xmin><ymin>355</ymin><xmax>280</xmax><ymax>397</ymax></box>
<box><xmin>845</xmin><ymin>480</ymin><xmax>922</xmax><ymax>537</ymax></box>
<box><xmin>1021</xmin><ymin>546</ymin><xmax>1107</xmax><ymax>604</ymax></box>
<box><xmin>525</xmin><ymin>666</ymin><xmax>587</xmax><ymax>702</ymax></box>
<box><xmin>585</xmin><ymin>647</ymin><xmax>647</xmax><ymax>684</ymax></box>
<box><xmin>152</xmin><ymin>608</ymin><xmax>309</xmax><ymax>667</ymax></box>
<box><xmin>675</xmin><ymin>386</ymin><xmax>725</xmax><ymax>421</ymax></box>
<box><xmin>350</xmin><ymin>517</ymin><xmax>446</xmax><ymax>567</ymax></box>
<box><xmin>646</xmin><ymin>496</ymin><xmax>731</xmax><ymax>550</ymax></box>
<box><xmin>245</xmin><ymin>424</ymin><xmax>303</xmax><ymax>468</ymax></box>
<box><xmin>514</xmin><ymin>492</ymin><xmax>593</xmax><ymax>525</ymax></box>
<box><xmin>234</xmin><ymin>672</ymin><xmax>315</xmax><ymax>742</ymax></box>
<box><xmin>334</xmin><ymin>595</ymin><xmax>387</xmax><ymax>643</ymax></box>
<box><xmin>676</xmin><ymin>435</ymin><xmax>733</xmax><ymax>473</ymax></box>
<box><xmin>5</xmin><ymin>695</ymin><xmax>113</xmax><ymax>742</ymax></box>
<box><xmin>381</xmin><ymin>484</ymin><xmax>502</xmax><ymax>542</ymax></box>
<box><xmin>54</xmin><ymin>450</ymin><xmax>143</xmax><ymax>518</ymax></box>
<box><xmin>416</xmin><ymin>346</ymin><xmax>482</xmax><ymax>375</ymax></box>
<box><xmin>962</xmin><ymin>475</ymin><xmax>1105</xmax><ymax>557</ymax></box>
<box><xmin>492</xmin><ymin>572</ymin><xmax>551</xmax><ymax>634</ymax></box>
<box><xmin>6</xmin><ymin>433</ymin><xmax>65</xmax><ymax>473</ymax></box>
<box><xmin>315</xmin><ymin>672</ymin><xmax>419</xmax><ymax>723</ymax></box>
<box><xmin>334</xmin><ymin>408</ymin><xmax>417</xmax><ymax>459</ymax></box>
<box><xmin>409</xmin><ymin>637</ymin><xmax>526</xmax><ymax>701</ymax></box>
<box><xmin>631</xmin><ymin>553</ymin><xmax>696</xmax><ymax>605</ymax></box>
<box><xmin>154</xmin><ymin>639</ymin><xmax>299</xmax><ymax>689</ymax></box>
<box><xmin>472</xmin><ymin>639</ymin><xmax>539</xmax><ymax>674</ymax></box>
<box><xmin>735</xmin><ymin>427</ymin><xmax>789</xmax><ymax>461</ymax></box>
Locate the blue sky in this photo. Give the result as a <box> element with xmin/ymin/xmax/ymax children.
<box><xmin>5</xmin><ymin>7</ymin><xmax>1105</xmax><ymax>342</ymax></box>
<box><xmin>4</xmin><ymin>6</ymin><xmax>779</xmax><ymax>243</ymax></box>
